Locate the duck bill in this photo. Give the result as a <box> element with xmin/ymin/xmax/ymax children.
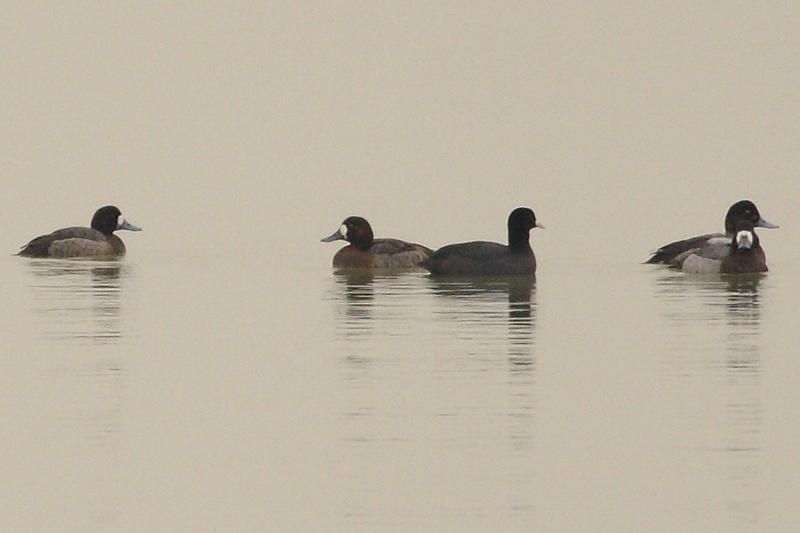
<box><xmin>321</xmin><ymin>229</ymin><xmax>345</xmax><ymax>242</ymax></box>
<box><xmin>535</xmin><ymin>221</ymin><xmax>546</xmax><ymax>229</ymax></box>
<box><xmin>118</xmin><ymin>219</ymin><xmax>142</xmax><ymax>232</ymax></box>
<box><xmin>755</xmin><ymin>217</ymin><xmax>778</xmax><ymax>229</ymax></box>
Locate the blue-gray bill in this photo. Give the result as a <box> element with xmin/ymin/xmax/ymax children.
<box><xmin>118</xmin><ymin>219</ymin><xmax>142</xmax><ymax>232</ymax></box>
<box><xmin>320</xmin><ymin>229</ymin><xmax>344</xmax><ymax>243</ymax></box>
<box><xmin>756</xmin><ymin>217</ymin><xmax>778</xmax><ymax>229</ymax></box>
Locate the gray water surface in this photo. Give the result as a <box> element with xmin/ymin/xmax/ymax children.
<box><xmin>3</xmin><ymin>253</ymin><xmax>799</xmax><ymax>531</ymax></box>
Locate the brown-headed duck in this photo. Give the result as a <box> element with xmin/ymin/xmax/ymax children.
<box><xmin>321</xmin><ymin>216</ymin><xmax>432</xmax><ymax>268</ymax></box>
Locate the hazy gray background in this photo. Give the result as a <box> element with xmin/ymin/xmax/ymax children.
<box><xmin>3</xmin><ymin>3</ymin><xmax>798</xmax><ymax>258</ymax></box>
<box><xmin>2</xmin><ymin>3</ymin><xmax>799</xmax><ymax>531</ymax></box>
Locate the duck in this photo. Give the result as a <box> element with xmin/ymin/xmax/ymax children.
<box><xmin>646</xmin><ymin>200</ymin><xmax>777</xmax><ymax>265</ymax></box>
<box><xmin>421</xmin><ymin>207</ymin><xmax>543</xmax><ymax>275</ymax></box>
<box><xmin>18</xmin><ymin>205</ymin><xmax>141</xmax><ymax>258</ymax></box>
<box><xmin>321</xmin><ymin>216</ymin><xmax>433</xmax><ymax>268</ymax></box>
<box><xmin>679</xmin><ymin>220</ymin><xmax>768</xmax><ymax>273</ymax></box>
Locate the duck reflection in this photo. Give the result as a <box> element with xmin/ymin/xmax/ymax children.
<box><xmin>22</xmin><ymin>259</ymin><xmax>131</xmax><ymax>461</ymax></box>
<box><xmin>27</xmin><ymin>259</ymin><xmax>127</xmax><ymax>344</ymax></box>
<box><xmin>333</xmin><ymin>269</ymin><xmax>377</xmax><ymax>325</ymax></box>
<box><xmin>653</xmin><ymin>272</ymin><xmax>764</xmax><ymax>527</ymax></box>
<box><xmin>23</xmin><ymin>258</ymin><xmax>130</xmax><ymax>533</ymax></box>
<box><xmin>330</xmin><ymin>269</ymin><xmax>432</xmax><ymax>378</ymax></box>
<box><xmin>331</xmin><ymin>271</ymin><xmax>538</xmax><ymax>528</ymax></box>
<box><xmin>719</xmin><ymin>275</ymin><xmax>762</xmax><ymax>527</ymax></box>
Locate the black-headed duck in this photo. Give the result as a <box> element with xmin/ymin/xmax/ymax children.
<box><xmin>321</xmin><ymin>216</ymin><xmax>432</xmax><ymax>268</ymax></box>
<box><xmin>421</xmin><ymin>207</ymin><xmax>543</xmax><ymax>275</ymax></box>
<box><xmin>678</xmin><ymin>220</ymin><xmax>769</xmax><ymax>273</ymax></box>
<box><xmin>18</xmin><ymin>205</ymin><xmax>141</xmax><ymax>258</ymax></box>
<box><xmin>646</xmin><ymin>200</ymin><xmax>777</xmax><ymax>265</ymax></box>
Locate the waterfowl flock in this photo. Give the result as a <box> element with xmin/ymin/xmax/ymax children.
<box><xmin>16</xmin><ymin>200</ymin><xmax>778</xmax><ymax>276</ymax></box>
<box><xmin>321</xmin><ymin>200</ymin><xmax>777</xmax><ymax>275</ymax></box>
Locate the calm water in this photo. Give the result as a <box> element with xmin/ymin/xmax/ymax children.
<box><xmin>2</xmin><ymin>250</ymin><xmax>799</xmax><ymax>531</ymax></box>
<box><xmin>3</xmin><ymin>2</ymin><xmax>800</xmax><ymax>531</ymax></box>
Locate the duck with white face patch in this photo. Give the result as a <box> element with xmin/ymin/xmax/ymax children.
<box><xmin>719</xmin><ymin>220</ymin><xmax>768</xmax><ymax>273</ymax></box>
<box><xmin>321</xmin><ymin>216</ymin><xmax>433</xmax><ymax>269</ymax></box>
<box><xmin>646</xmin><ymin>200</ymin><xmax>777</xmax><ymax>266</ymax></box>
<box><xmin>678</xmin><ymin>220</ymin><xmax>769</xmax><ymax>274</ymax></box>
<box><xmin>18</xmin><ymin>205</ymin><xmax>142</xmax><ymax>258</ymax></box>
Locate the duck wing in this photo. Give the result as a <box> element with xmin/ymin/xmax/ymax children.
<box><xmin>672</xmin><ymin>236</ymin><xmax>732</xmax><ymax>273</ymax></box>
<box><xmin>645</xmin><ymin>232</ymin><xmax>724</xmax><ymax>264</ymax></box>
<box><xmin>370</xmin><ymin>238</ymin><xmax>433</xmax><ymax>267</ymax></box>
<box><xmin>19</xmin><ymin>227</ymin><xmax>106</xmax><ymax>257</ymax></box>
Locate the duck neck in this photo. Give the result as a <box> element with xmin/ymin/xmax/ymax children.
<box><xmin>351</xmin><ymin>234</ymin><xmax>374</xmax><ymax>251</ymax></box>
<box><xmin>734</xmin><ymin>240</ymin><xmax>760</xmax><ymax>255</ymax></box>
<box><xmin>92</xmin><ymin>226</ymin><xmax>114</xmax><ymax>237</ymax></box>
<box><xmin>349</xmin><ymin>226</ymin><xmax>374</xmax><ymax>251</ymax></box>
<box><xmin>352</xmin><ymin>240</ymin><xmax>372</xmax><ymax>251</ymax></box>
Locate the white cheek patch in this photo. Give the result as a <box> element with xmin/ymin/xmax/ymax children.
<box><xmin>117</xmin><ymin>214</ymin><xmax>125</xmax><ymax>228</ymax></box>
<box><xmin>340</xmin><ymin>224</ymin><xmax>348</xmax><ymax>239</ymax></box>
<box><xmin>736</xmin><ymin>230</ymin><xmax>753</xmax><ymax>249</ymax></box>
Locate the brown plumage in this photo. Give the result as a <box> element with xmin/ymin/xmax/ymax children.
<box><xmin>18</xmin><ymin>205</ymin><xmax>141</xmax><ymax>258</ymax></box>
<box><xmin>321</xmin><ymin>216</ymin><xmax>432</xmax><ymax>269</ymax></box>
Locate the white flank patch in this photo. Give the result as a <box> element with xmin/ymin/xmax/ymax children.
<box><xmin>706</xmin><ymin>237</ymin><xmax>730</xmax><ymax>246</ymax></box>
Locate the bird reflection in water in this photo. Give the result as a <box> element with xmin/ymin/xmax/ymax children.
<box><xmin>427</xmin><ymin>275</ymin><xmax>536</xmax><ymax>364</ymax></box>
<box><xmin>27</xmin><ymin>259</ymin><xmax>126</xmax><ymax>344</ymax></box>
<box><xmin>720</xmin><ymin>275</ymin><xmax>763</xmax><ymax>527</ymax></box>
<box><xmin>428</xmin><ymin>275</ymin><xmax>538</xmax><ymax>524</ymax></box>
<box><xmin>333</xmin><ymin>268</ymin><xmax>377</xmax><ymax>328</ymax></box>
<box><xmin>23</xmin><ymin>259</ymin><xmax>130</xmax><ymax>527</ymax></box>
<box><xmin>330</xmin><ymin>271</ymin><xmax>539</xmax><ymax>527</ymax></box>
<box><xmin>427</xmin><ymin>274</ymin><xmax>537</xmax><ymax>404</ymax></box>
<box><xmin>329</xmin><ymin>269</ymin><xmax>425</xmax><ymax>378</ymax></box>
<box><xmin>654</xmin><ymin>271</ymin><xmax>764</xmax><ymax>528</ymax></box>
<box><xmin>25</xmin><ymin>259</ymin><xmax>130</xmax><ymax>444</ymax></box>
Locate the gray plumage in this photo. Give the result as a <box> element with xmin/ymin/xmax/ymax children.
<box><xmin>646</xmin><ymin>200</ymin><xmax>777</xmax><ymax>265</ymax></box>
